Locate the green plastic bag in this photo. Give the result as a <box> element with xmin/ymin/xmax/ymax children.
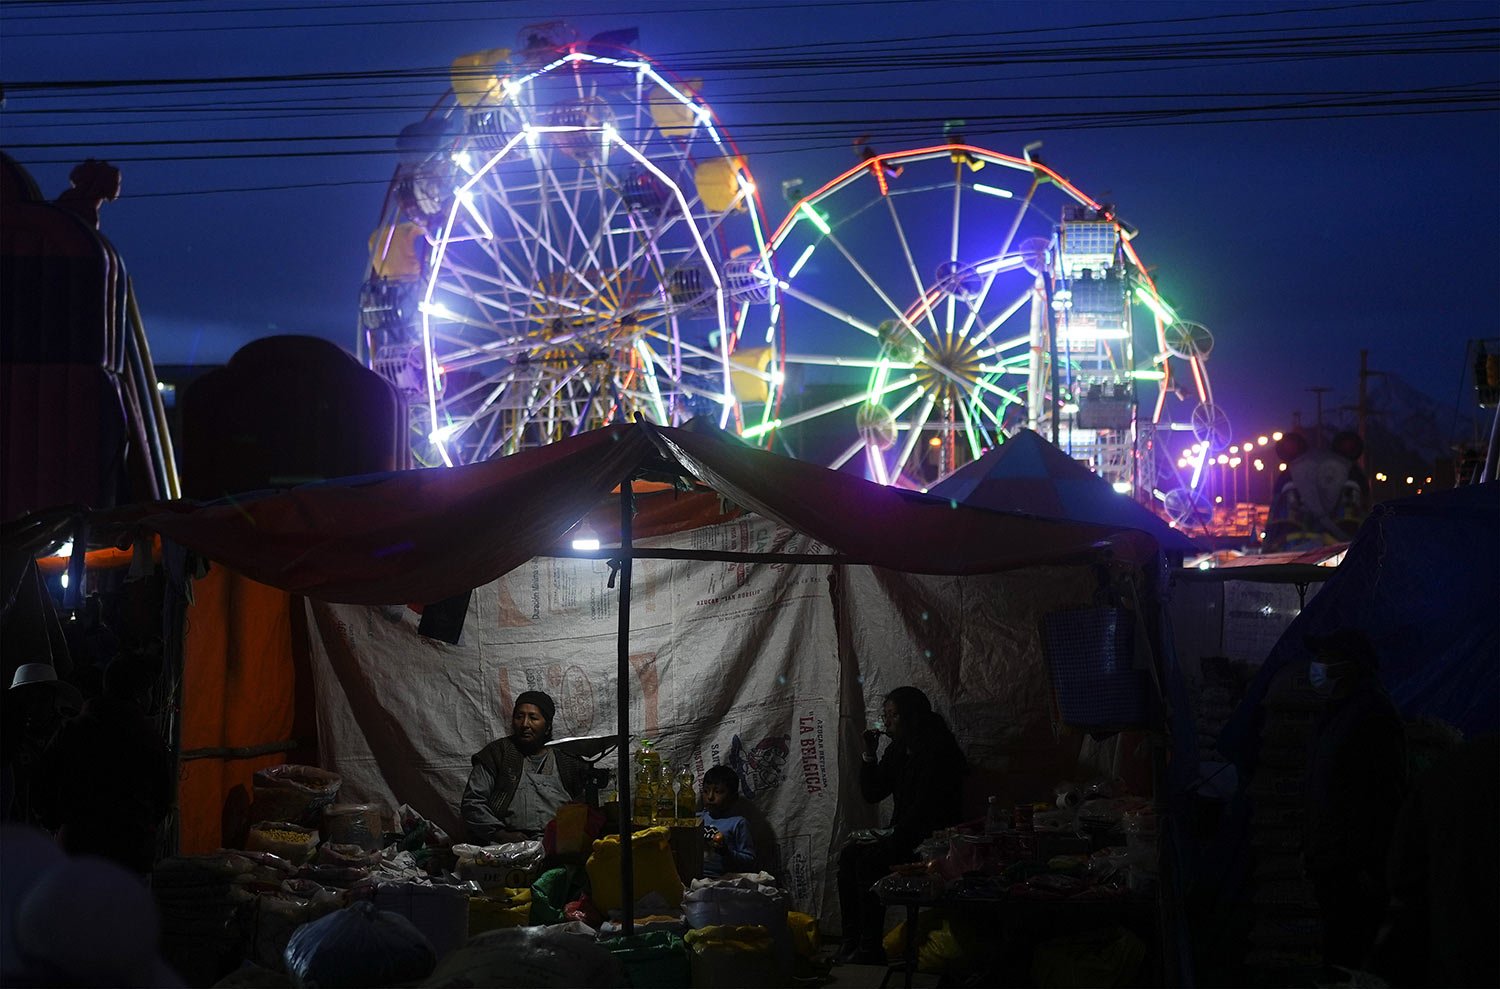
<box><xmin>603</xmin><ymin>931</ymin><xmax>690</xmax><ymax>989</ymax></box>
<box><xmin>529</xmin><ymin>867</ymin><xmax>570</xmax><ymax>925</ymax></box>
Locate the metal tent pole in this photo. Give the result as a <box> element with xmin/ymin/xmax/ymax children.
<box><xmin>615</xmin><ymin>477</ymin><xmax>636</xmax><ymax>936</ymax></box>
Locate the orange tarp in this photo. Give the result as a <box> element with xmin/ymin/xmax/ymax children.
<box><xmin>177</xmin><ymin>566</ymin><xmax>315</xmax><ymax>852</ymax></box>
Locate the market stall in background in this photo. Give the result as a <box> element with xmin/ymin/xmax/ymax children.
<box><xmin>7</xmin><ymin>421</ymin><xmax>1188</xmax><ymax>987</ymax></box>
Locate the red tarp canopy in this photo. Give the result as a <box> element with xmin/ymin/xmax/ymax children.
<box><xmin>96</xmin><ymin>422</ymin><xmax>1158</xmax><ymax>604</ymax></box>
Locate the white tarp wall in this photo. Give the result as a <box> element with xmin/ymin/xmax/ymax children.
<box><xmin>306</xmin><ymin>514</ymin><xmax>1105</xmax><ymax>924</ymax></box>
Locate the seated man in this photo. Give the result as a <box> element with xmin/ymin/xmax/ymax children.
<box><xmin>461</xmin><ymin>690</ymin><xmax>587</xmax><ymax>843</ymax></box>
<box><xmin>698</xmin><ymin>765</ymin><xmax>758</xmax><ymax>877</ymax></box>
<box><xmin>837</xmin><ymin>686</ymin><xmax>966</xmax><ymax>965</ymax></box>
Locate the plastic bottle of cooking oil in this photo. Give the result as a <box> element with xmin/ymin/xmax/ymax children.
<box><xmin>675</xmin><ymin>767</ymin><xmax>697</xmax><ymax>825</ymax></box>
<box><xmin>632</xmin><ymin>763</ymin><xmax>655</xmax><ymax>825</ymax></box>
<box><xmin>637</xmin><ymin>738</ymin><xmax>661</xmax><ymax>777</ymax></box>
<box><xmin>654</xmin><ymin>760</ymin><xmax>678</xmax><ymax>824</ymax></box>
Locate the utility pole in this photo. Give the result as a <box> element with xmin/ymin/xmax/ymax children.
<box><xmin>1356</xmin><ymin>350</ymin><xmax>1386</xmax><ymax>479</ymax></box>
<box><xmin>1308</xmin><ymin>386</ymin><xmax>1331</xmax><ymax>448</ymax></box>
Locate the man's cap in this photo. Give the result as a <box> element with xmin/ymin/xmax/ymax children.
<box><xmin>513</xmin><ymin>690</ymin><xmax>556</xmax><ymax>725</ymax></box>
<box><xmin>8</xmin><ymin>663</ymin><xmax>83</xmax><ymax>713</ymax></box>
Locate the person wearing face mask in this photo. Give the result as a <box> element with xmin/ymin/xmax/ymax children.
<box><xmin>461</xmin><ymin>690</ymin><xmax>587</xmax><ymax>844</ymax></box>
<box><xmin>1301</xmin><ymin>629</ymin><xmax>1406</xmax><ymax>975</ymax></box>
<box><xmin>835</xmin><ymin>685</ymin><xmax>967</xmax><ymax>965</ymax></box>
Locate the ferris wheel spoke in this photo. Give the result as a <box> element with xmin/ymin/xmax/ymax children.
<box><xmin>632</xmin><ymin>342</ymin><xmax>671</xmax><ymax>424</ymax></box>
<box><xmin>829</xmin><ymin>437</ymin><xmax>865</xmax><ymax>471</ymax></box>
<box><xmin>437</xmin><ymin>262</ymin><xmax>596</xmax><ymax>320</ymax></box>
<box><xmin>783</xmin><ymin>353</ymin><xmax>916</xmax><ymax>370</ymax></box>
<box><xmin>882</xmin><ymin>194</ymin><xmax>941</xmax><ymax>340</ymax></box>
<box><xmin>500</xmin><ymin>364</ymin><xmax>588</xmax><ymax>452</ymax></box>
<box><xmin>473</xmin><ymin>177</ymin><xmax>548</xmax><ymax>291</ymax></box>
<box><xmin>964</xmin><ymin>385</ymin><xmax>1006</xmax><ymax>430</ymax></box>
<box><xmin>459</xmin><ymin>241</ymin><xmax>537</xmax><ymax>313</ymax></box>
<box><xmin>484</xmin><ymin>174</ymin><xmax>552</xmax><ymax>315</ymax></box>
<box><xmin>641</xmin><ymin>326</ymin><xmax>732</xmax><ymax>369</ymax></box>
<box><xmin>539</xmin><ymin>163</ymin><xmax>609</xmax><ymax>286</ymax></box>
<box><xmin>944</xmin><ymin>168</ymin><xmax>963</xmax><ymax>348</ymax></box>
<box><xmin>974</xmin><ymin>333</ymin><xmax>1032</xmax><ymax>360</ymax></box>
<box><xmin>929</xmin><ymin>361</ymin><xmax>1025</xmax><ymax>407</ymax></box>
<box><xmin>776</xmin><ymin>282</ymin><xmax>881</xmax><ymax>338</ymax></box>
<box><xmin>891</xmin><ymin>392</ymin><xmax>937</xmax><ymax>482</ymax></box>
<box><xmin>967</xmin><ymin>287</ymin><xmax>1036</xmax><ymax>352</ymax></box>
<box><xmin>957</xmin><ymin>177</ymin><xmax>1041</xmax><ymax>343</ymax></box>
<box><xmin>822</xmin><ymin>229</ymin><xmax>922</xmax><ymax>340</ymax></box>
<box><xmin>774</xmin><ymin>373</ymin><xmax>920</xmax><ymax>432</ymax></box>
<box><xmin>953</xmin><ymin>398</ymin><xmax>988</xmax><ymax>461</ymax></box>
<box><xmin>866</xmin><ymin>441</ymin><xmax>890</xmax><ymax>486</ymax></box>
<box><xmin>499</xmin><ymin>175</ymin><xmax>599</xmax><ymax>297</ymax></box>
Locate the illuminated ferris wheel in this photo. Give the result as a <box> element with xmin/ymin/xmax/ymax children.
<box><xmin>359</xmin><ymin>24</ymin><xmax>782</xmax><ymax>466</ymax></box>
<box><xmin>754</xmin><ymin>140</ymin><xmax>1225</xmax><ymax>499</ymax></box>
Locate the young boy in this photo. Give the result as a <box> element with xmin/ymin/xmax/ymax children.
<box><xmin>698</xmin><ymin>765</ymin><xmax>757</xmax><ymax>877</ymax></box>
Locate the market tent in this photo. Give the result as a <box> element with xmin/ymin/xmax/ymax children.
<box><xmin>1219</xmin><ymin>481</ymin><xmax>1500</xmax><ymax>770</ymax></box>
<box><xmin>69</xmin><ymin>422</ymin><xmax>1172</xmax><ymax>927</ymax></box>
<box><xmin>100</xmin><ymin>421</ymin><xmax>1157</xmax><ymax>605</ymax></box>
<box><xmin>928</xmin><ymin>428</ymin><xmax>1198</xmax><ymax>557</ymax></box>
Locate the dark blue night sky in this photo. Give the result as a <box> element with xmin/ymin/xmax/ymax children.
<box><xmin>3</xmin><ymin>0</ymin><xmax>1495</xmax><ymax>448</ymax></box>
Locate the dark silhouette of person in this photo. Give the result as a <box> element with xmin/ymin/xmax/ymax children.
<box><xmin>2</xmin><ymin>663</ymin><xmax>82</xmax><ymax>826</ymax></box>
<box><xmin>836</xmin><ymin>685</ymin><xmax>966</xmax><ymax>964</ymax></box>
<box><xmin>1301</xmin><ymin>629</ymin><xmax>1405</xmax><ymax>973</ymax></box>
<box><xmin>54</xmin><ymin>158</ymin><xmax>122</xmax><ymax>228</ymax></box>
<box><xmin>1373</xmin><ymin>734</ymin><xmax>1499</xmax><ymax>987</ymax></box>
<box><xmin>35</xmin><ymin>658</ymin><xmax>174</xmax><ymax>873</ymax></box>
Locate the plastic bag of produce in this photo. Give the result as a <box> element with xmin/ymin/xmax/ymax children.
<box><xmin>316</xmin><ymin>842</ymin><xmax>380</xmax><ymax>869</ymax></box>
<box><xmin>248</xmin><ymin>886</ymin><xmax>340</xmax><ymax>972</ymax></box>
<box><xmin>283</xmin><ymin>900</ymin><xmax>435</xmax><ymax>988</ymax></box>
<box><xmin>251</xmin><ymin>766</ymin><xmax>342</xmax><ymax>827</ymax></box>
<box><xmin>452</xmin><ymin>840</ymin><xmax>545</xmax><ymax>889</ymax></box>
<box><xmin>423</xmin><ymin>923</ymin><xmax>622</xmax><ymax>987</ymax></box>
<box><xmin>246</xmin><ymin>822</ymin><xmax>320</xmax><ymax>865</ymax></box>
<box><xmin>681</xmin><ymin>877</ymin><xmax>790</xmax><ymax>970</ymax></box>
<box><xmin>882</xmin><ymin>914</ymin><xmax>971</xmax><ymax>974</ymax></box>
<box><xmin>321</xmin><ymin>804</ymin><xmax>386</xmax><ymax>853</ymax></box>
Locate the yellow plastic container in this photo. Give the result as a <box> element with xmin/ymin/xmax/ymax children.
<box><xmin>586</xmin><ymin>826</ymin><xmax>683</xmax><ymax>913</ymax></box>
<box><xmin>467</xmin><ymin>888</ymin><xmax>532</xmax><ymax>936</ymax></box>
<box><xmin>787</xmin><ymin>911</ymin><xmax>820</xmax><ymax>958</ymax></box>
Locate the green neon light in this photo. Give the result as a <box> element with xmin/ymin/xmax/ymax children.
<box><xmin>959</xmin><ymin>405</ymin><xmax>983</xmax><ymax>461</ymax></box>
<box><xmin>1133</xmin><ymin>287</ymin><xmax>1176</xmax><ymax>326</ymax></box>
<box><xmin>877</xmin><ymin>358</ymin><xmax>893</xmax><ymax>393</ymax></box>
<box><xmin>741</xmin><ymin>418</ymin><xmax>782</xmax><ymax>439</ymax></box>
<box><xmin>799</xmin><ymin>202</ymin><xmax>831</xmax><ymax>236</ymax></box>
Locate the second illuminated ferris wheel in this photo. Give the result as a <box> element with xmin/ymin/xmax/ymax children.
<box><xmin>758</xmin><ymin>140</ymin><xmax>1225</xmax><ymax>499</ymax></box>
<box><xmin>360</xmin><ymin>24</ymin><xmax>783</xmax><ymax>467</ymax></box>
